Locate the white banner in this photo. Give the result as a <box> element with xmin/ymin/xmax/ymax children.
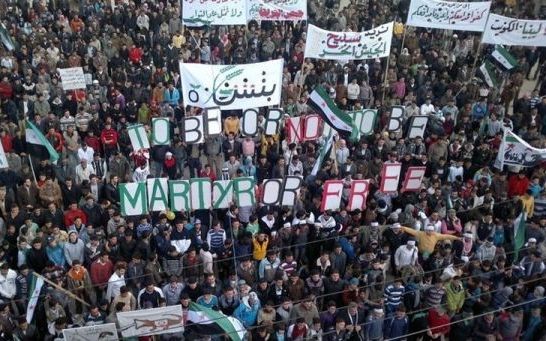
<box><xmin>63</xmin><ymin>323</ymin><xmax>119</xmax><ymax>341</ymax></box>
<box><xmin>482</xmin><ymin>14</ymin><xmax>546</xmax><ymax>46</ymax></box>
<box><xmin>406</xmin><ymin>0</ymin><xmax>491</xmax><ymax>32</ymax></box>
<box><xmin>180</xmin><ymin>60</ymin><xmax>283</xmax><ymax>110</ymax></box>
<box><xmin>118</xmin><ymin>305</ymin><xmax>184</xmax><ymax>337</ymax></box>
<box><xmin>247</xmin><ymin>0</ymin><xmax>307</xmax><ymax>21</ymax></box>
<box><xmin>304</xmin><ymin>23</ymin><xmax>393</xmax><ymax>60</ymax></box>
<box><xmin>495</xmin><ymin>130</ymin><xmax>546</xmax><ymax>169</ymax></box>
<box><xmin>59</xmin><ymin>67</ymin><xmax>86</xmax><ymax>90</ymax></box>
<box><xmin>182</xmin><ymin>0</ymin><xmax>246</xmax><ymax>26</ymax></box>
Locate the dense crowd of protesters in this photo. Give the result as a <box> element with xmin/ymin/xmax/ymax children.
<box><xmin>0</xmin><ymin>0</ymin><xmax>545</xmax><ymax>340</ymax></box>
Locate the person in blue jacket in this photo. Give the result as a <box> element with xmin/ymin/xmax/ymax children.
<box><xmin>163</xmin><ymin>83</ymin><xmax>180</xmax><ymax>106</ymax></box>
<box><xmin>233</xmin><ymin>292</ymin><xmax>260</xmax><ymax>328</ymax></box>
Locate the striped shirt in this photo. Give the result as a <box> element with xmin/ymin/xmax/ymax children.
<box><xmin>425</xmin><ymin>286</ymin><xmax>446</xmax><ymax>307</ymax></box>
<box><xmin>207</xmin><ymin>229</ymin><xmax>226</xmax><ymax>251</ymax></box>
<box><xmin>384</xmin><ymin>284</ymin><xmax>405</xmax><ymax>307</ymax></box>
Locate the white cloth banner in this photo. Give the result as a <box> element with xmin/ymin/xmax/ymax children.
<box><xmin>58</xmin><ymin>67</ymin><xmax>86</xmax><ymax>90</ymax></box>
<box><xmin>63</xmin><ymin>323</ymin><xmax>119</xmax><ymax>341</ymax></box>
<box><xmin>304</xmin><ymin>23</ymin><xmax>393</xmax><ymax>60</ymax></box>
<box><xmin>406</xmin><ymin>0</ymin><xmax>491</xmax><ymax>31</ymax></box>
<box><xmin>182</xmin><ymin>0</ymin><xmax>246</xmax><ymax>26</ymax></box>
<box><xmin>180</xmin><ymin>59</ymin><xmax>283</xmax><ymax>110</ymax></box>
<box><xmin>482</xmin><ymin>14</ymin><xmax>546</xmax><ymax>46</ymax></box>
<box><xmin>118</xmin><ymin>305</ymin><xmax>184</xmax><ymax>337</ymax></box>
<box><xmin>247</xmin><ymin>0</ymin><xmax>307</xmax><ymax>21</ymax></box>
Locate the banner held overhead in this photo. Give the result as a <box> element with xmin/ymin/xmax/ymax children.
<box><xmin>180</xmin><ymin>60</ymin><xmax>284</xmax><ymax>110</ymax></box>
<box><xmin>304</xmin><ymin>23</ymin><xmax>394</xmax><ymax>60</ymax></box>
<box><xmin>482</xmin><ymin>14</ymin><xmax>546</xmax><ymax>46</ymax></box>
<box><xmin>406</xmin><ymin>0</ymin><xmax>491</xmax><ymax>31</ymax></box>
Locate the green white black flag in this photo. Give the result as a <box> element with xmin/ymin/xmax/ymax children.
<box><xmin>479</xmin><ymin>60</ymin><xmax>499</xmax><ymax>88</ymax></box>
<box><xmin>187</xmin><ymin>302</ymin><xmax>245</xmax><ymax>341</ymax></box>
<box><xmin>491</xmin><ymin>46</ymin><xmax>518</xmax><ymax>70</ymax></box>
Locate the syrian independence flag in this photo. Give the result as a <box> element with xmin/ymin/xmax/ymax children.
<box><xmin>25</xmin><ymin>120</ymin><xmax>60</xmax><ymax>164</ymax></box>
<box><xmin>187</xmin><ymin>302</ymin><xmax>245</xmax><ymax>341</ymax></box>
<box><xmin>513</xmin><ymin>211</ymin><xmax>527</xmax><ymax>260</ymax></box>
<box><xmin>492</xmin><ymin>46</ymin><xmax>518</xmax><ymax>70</ymax></box>
<box><xmin>311</xmin><ymin>130</ymin><xmax>334</xmax><ymax>176</ymax></box>
<box><xmin>26</xmin><ymin>274</ymin><xmax>44</xmax><ymax>324</ymax></box>
<box><xmin>308</xmin><ymin>86</ymin><xmax>359</xmax><ymax>142</ymax></box>
<box><xmin>0</xmin><ymin>23</ymin><xmax>15</xmax><ymax>51</ymax></box>
<box><xmin>479</xmin><ymin>60</ymin><xmax>499</xmax><ymax>88</ymax></box>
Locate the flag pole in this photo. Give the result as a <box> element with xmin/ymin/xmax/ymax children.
<box><xmin>28</xmin><ymin>155</ymin><xmax>37</xmax><ymax>183</ymax></box>
<box><xmin>33</xmin><ymin>272</ymin><xmax>91</xmax><ymax>307</ymax></box>
<box><xmin>381</xmin><ymin>52</ymin><xmax>391</xmax><ymax>104</ymax></box>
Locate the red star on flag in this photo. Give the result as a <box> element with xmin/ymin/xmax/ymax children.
<box><xmin>507</xmin><ymin>143</ymin><xmax>515</xmax><ymax>149</ymax></box>
<box><xmin>321</xmin><ymin>102</ymin><xmax>327</xmax><ymax>108</ymax></box>
<box><xmin>329</xmin><ymin>115</ymin><xmax>336</xmax><ymax>121</ymax></box>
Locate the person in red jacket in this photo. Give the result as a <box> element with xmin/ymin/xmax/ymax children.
<box><xmin>46</xmin><ymin>127</ymin><xmax>64</xmax><ymax>153</ymax></box>
<box><xmin>508</xmin><ymin>171</ymin><xmax>530</xmax><ymax>198</ymax></box>
<box><xmin>0</xmin><ymin>76</ymin><xmax>13</xmax><ymax>99</ymax></box>
<box><xmin>64</xmin><ymin>202</ymin><xmax>88</xmax><ymax>227</ymax></box>
<box><xmin>427</xmin><ymin>306</ymin><xmax>450</xmax><ymax>340</ymax></box>
<box><xmin>89</xmin><ymin>252</ymin><xmax>114</xmax><ymax>295</ymax></box>
<box><xmin>0</xmin><ymin>130</ymin><xmax>12</xmax><ymax>153</ymax></box>
<box><xmin>128</xmin><ymin>44</ymin><xmax>143</xmax><ymax>65</ymax></box>
<box><xmin>84</xmin><ymin>131</ymin><xmax>101</xmax><ymax>156</ymax></box>
<box><xmin>100</xmin><ymin>122</ymin><xmax>119</xmax><ymax>159</ymax></box>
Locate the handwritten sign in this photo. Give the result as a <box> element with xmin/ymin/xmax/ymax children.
<box><xmin>247</xmin><ymin>0</ymin><xmax>307</xmax><ymax>21</ymax></box>
<box><xmin>180</xmin><ymin>60</ymin><xmax>283</xmax><ymax>110</ymax></box>
<box><xmin>58</xmin><ymin>67</ymin><xmax>86</xmax><ymax>90</ymax></box>
<box><xmin>482</xmin><ymin>14</ymin><xmax>546</xmax><ymax>47</ymax></box>
<box><xmin>304</xmin><ymin>23</ymin><xmax>393</xmax><ymax>60</ymax></box>
<box><xmin>63</xmin><ymin>323</ymin><xmax>119</xmax><ymax>341</ymax></box>
<box><xmin>406</xmin><ymin>0</ymin><xmax>491</xmax><ymax>32</ymax></box>
<box><xmin>182</xmin><ymin>0</ymin><xmax>246</xmax><ymax>26</ymax></box>
<box><xmin>495</xmin><ymin>130</ymin><xmax>546</xmax><ymax>169</ymax></box>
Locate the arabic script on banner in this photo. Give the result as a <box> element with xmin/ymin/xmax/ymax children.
<box><xmin>180</xmin><ymin>59</ymin><xmax>284</xmax><ymax>110</ymax></box>
<box><xmin>247</xmin><ymin>0</ymin><xmax>307</xmax><ymax>21</ymax></box>
<box><xmin>406</xmin><ymin>0</ymin><xmax>491</xmax><ymax>32</ymax></box>
<box><xmin>304</xmin><ymin>23</ymin><xmax>393</xmax><ymax>60</ymax></box>
<box><xmin>182</xmin><ymin>0</ymin><xmax>246</xmax><ymax>26</ymax></box>
<box><xmin>482</xmin><ymin>13</ymin><xmax>546</xmax><ymax>47</ymax></box>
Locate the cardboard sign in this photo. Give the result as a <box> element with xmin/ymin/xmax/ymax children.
<box><xmin>285</xmin><ymin>115</ymin><xmax>321</xmax><ymax>143</ymax></box>
<box><xmin>151</xmin><ymin>118</ymin><xmax>170</xmax><ymax>145</ymax></box>
<box><xmin>380</xmin><ymin>163</ymin><xmax>402</xmax><ymax>193</ymax></box>
<box><xmin>347</xmin><ymin>180</ymin><xmax>370</xmax><ymax>211</ymax></box>
<box><xmin>350</xmin><ymin>109</ymin><xmax>377</xmax><ymax>136</ymax></box>
<box><xmin>321</xmin><ymin>180</ymin><xmax>344</xmax><ymax>211</ymax></box>
<box><xmin>402</xmin><ymin>166</ymin><xmax>426</xmax><ymax>192</ymax></box>
<box><xmin>262</xmin><ymin>176</ymin><xmax>303</xmax><ymax>206</ymax></box>
<box><xmin>387</xmin><ymin>106</ymin><xmax>405</xmax><ymax>132</ymax></box>
<box><xmin>120</xmin><ymin>182</ymin><xmax>148</xmax><ymax>216</ymax></box>
<box><xmin>59</xmin><ymin>67</ymin><xmax>86</xmax><ymax>90</ymax></box>
<box><xmin>407</xmin><ymin>116</ymin><xmax>429</xmax><ymax>139</ymax></box>
<box><xmin>128</xmin><ymin>124</ymin><xmax>150</xmax><ymax>150</ymax></box>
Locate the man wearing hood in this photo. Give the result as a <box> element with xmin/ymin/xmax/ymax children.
<box><xmin>234</xmin><ymin>292</ymin><xmax>260</xmax><ymax>328</ymax></box>
<box><xmin>63</xmin><ymin>230</ymin><xmax>85</xmax><ymax>266</ymax></box>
